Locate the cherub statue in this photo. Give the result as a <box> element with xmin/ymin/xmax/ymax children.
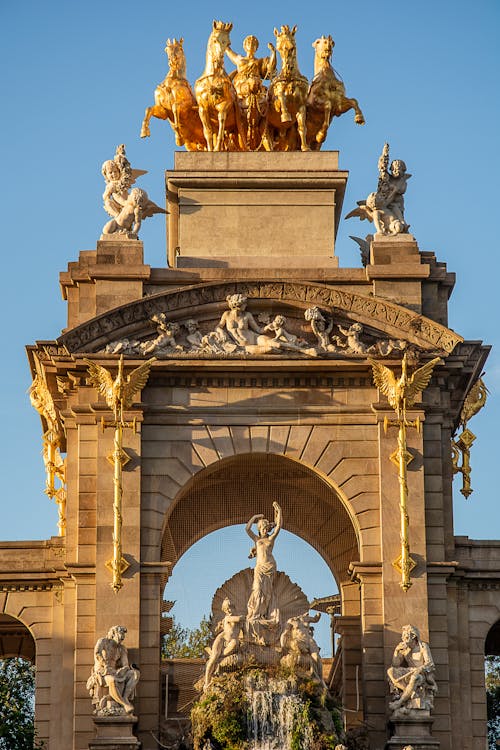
<box><xmin>334</xmin><ymin>322</ymin><xmax>368</xmax><ymax>354</ymax></box>
<box><xmin>280</xmin><ymin>610</ymin><xmax>326</xmax><ymax>689</ymax></box>
<box><xmin>140</xmin><ymin>314</ymin><xmax>183</xmax><ymax>355</ymax></box>
<box><xmin>387</xmin><ymin>624</ymin><xmax>437</xmax><ymax>715</ymax></box>
<box><xmin>104</xmin><ymin>338</ymin><xmax>142</xmax><ymax>355</ymax></box>
<box><xmin>304</xmin><ymin>307</ymin><xmax>336</xmax><ymax>352</ymax></box>
<box><xmin>346</xmin><ymin>143</ymin><xmax>411</xmax><ymax>235</ymax></box>
<box><xmin>262</xmin><ymin>315</ymin><xmax>308</xmax><ymax>352</ymax></box>
<box><xmin>102</xmin><ymin>187</ymin><xmax>165</xmax><ymax>240</ymax></box>
<box><xmin>183</xmin><ymin>319</ymin><xmax>203</xmax><ymax>351</ymax></box>
<box><xmin>204</xmin><ymin>598</ymin><xmax>244</xmax><ymax>690</ymax></box>
<box><xmin>100</xmin><ymin>144</ymin><xmax>165</xmax><ymax>239</ymax></box>
<box><xmin>86</xmin><ymin>625</ymin><xmax>140</xmax><ymax>716</ymax></box>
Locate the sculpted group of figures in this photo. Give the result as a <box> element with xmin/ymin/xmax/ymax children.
<box><xmin>203</xmin><ymin>503</ymin><xmax>327</xmax><ymax>692</ymax></box>
<box><xmin>87</xmin><ymin>511</ymin><xmax>437</xmax><ymax>723</ymax></box>
<box><xmin>347</xmin><ymin>142</ymin><xmax>412</xmax><ymax>237</ymax></box>
<box><xmin>140</xmin><ymin>21</ymin><xmax>364</xmax><ymax>152</ymax></box>
<box><xmin>102</xmin><ymin>295</ymin><xmax>408</xmax><ymax>360</ymax></box>
<box><xmin>100</xmin><ymin>144</ymin><xmax>165</xmax><ymax>240</ymax></box>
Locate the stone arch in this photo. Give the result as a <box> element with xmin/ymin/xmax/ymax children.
<box><xmin>141</xmin><ymin>421</ymin><xmax>380</xmax><ymax>571</ymax></box>
<box><xmin>0</xmin><ymin>613</ymin><xmax>36</xmax><ymax>662</ymax></box>
<box><xmin>160</xmin><ymin>452</ymin><xmax>360</xmax><ymax>588</ymax></box>
<box><xmin>486</xmin><ymin>619</ymin><xmax>500</xmax><ymax>656</ymax></box>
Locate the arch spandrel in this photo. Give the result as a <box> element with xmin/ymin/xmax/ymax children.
<box><xmin>58</xmin><ymin>280</ymin><xmax>463</xmax><ymax>355</ymax></box>
<box><xmin>159</xmin><ymin>453</ymin><xmax>360</xmax><ymax>587</ymax></box>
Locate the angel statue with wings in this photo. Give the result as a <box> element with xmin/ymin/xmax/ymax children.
<box><xmin>100</xmin><ymin>144</ymin><xmax>165</xmax><ymax>239</ymax></box>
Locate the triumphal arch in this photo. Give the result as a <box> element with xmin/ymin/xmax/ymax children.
<box><xmin>1</xmin><ymin>20</ymin><xmax>499</xmax><ymax>750</ymax></box>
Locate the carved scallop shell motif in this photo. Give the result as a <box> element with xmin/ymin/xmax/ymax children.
<box><xmin>211</xmin><ymin>568</ymin><xmax>309</xmax><ymax>632</ymax></box>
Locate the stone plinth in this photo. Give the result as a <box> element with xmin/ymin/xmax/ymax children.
<box><xmin>166</xmin><ymin>151</ymin><xmax>348</xmax><ymax>268</ymax></box>
<box><xmin>88</xmin><ymin>716</ymin><xmax>141</xmax><ymax>749</ymax></box>
<box><xmin>386</xmin><ymin>714</ymin><xmax>439</xmax><ymax>750</ymax></box>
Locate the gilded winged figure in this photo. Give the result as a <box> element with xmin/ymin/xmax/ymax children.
<box><xmin>369</xmin><ymin>354</ymin><xmax>442</xmax><ymax>421</ymax></box>
<box><xmin>84</xmin><ymin>355</ymin><xmax>156</xmax><ymax>423</ymax></box>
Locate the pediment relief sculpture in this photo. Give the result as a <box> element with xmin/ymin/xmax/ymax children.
<box><xmin>58</xmin><ymin>281</ymin><xmax>463</xmax><ymax>358</ymax></box>
<box><xmin>99</xmin><ymin>298</ymin><xmax>412</xmax><ymax>360</ymax></box>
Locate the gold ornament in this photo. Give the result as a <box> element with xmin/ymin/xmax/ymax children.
<box><xmin>370</xmin><ymin>353</ymin><xmax>442</xmax><ymax>591</ymax></box>
<box><xmin>85</xmin><ymin>356</ymin><xmax>155</xmax><ymax>592</ymax></box>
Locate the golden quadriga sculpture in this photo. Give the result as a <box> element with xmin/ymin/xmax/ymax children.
<box><xmin>140</xmin><ymin>21</ymin><xmax>364</xmax><ymax>152</ymax></box>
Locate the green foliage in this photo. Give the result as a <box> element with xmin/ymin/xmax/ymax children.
<box><xmin>162</xmin><ymin>615</ymin><xmax>212</xmax><ymax>659</ymax></box>
<box><xmin>191</xmin><ymin>667</ymin><xmax>343</xmax><ymax>750</ymax></box>
<box><xmin>486</xmin><ymin>655</ymin><xmax>500</xmax><ymax>750</ymax></box>
<box><xmin>191</xmin><ymin>672</ymin><xmax>248</xmax><ymax>750</ymax></box>
<box><xmin>0</xmin><ymin>658</ymin><xmax>44</xmax><ymax>750</ymax></box>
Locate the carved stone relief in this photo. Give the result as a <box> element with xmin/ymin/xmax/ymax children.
<box><xmin>58</xmin><ymin>281</ymin><xmax>463</xmax><ymax>357</ymax></box>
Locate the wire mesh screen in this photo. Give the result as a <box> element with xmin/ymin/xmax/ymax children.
<box><xmin>162</xmin><ymin>453</ymin><xmax>358</xmax><ymax>584</ymax></box>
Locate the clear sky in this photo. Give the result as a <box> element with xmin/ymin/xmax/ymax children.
<box><xmin>1</xmin><ymin>0</ymin><xmax>499</xmax><ymax>653</ymax></box>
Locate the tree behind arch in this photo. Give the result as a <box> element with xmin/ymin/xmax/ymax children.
<box><xmin>0</xmin><ymin>658</ymin><xmax>44</xmax><ymax>749</ymax></box>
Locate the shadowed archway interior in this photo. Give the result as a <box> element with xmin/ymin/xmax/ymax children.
<box><xmin>0</xmin><ymin>614</ymin><xmax>36</xmax><ymax>662</ymax></box>
<box><xmin>161</xmin><ymin>452</ymin><xmax>359</xmax><ymax>587</ymax></box>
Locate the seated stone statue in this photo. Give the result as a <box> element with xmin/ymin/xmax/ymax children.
<box><xmin>387</xmin><ymin>624</ymin><xmax>437</xmax><ymax>716</ymax></box>
<box><xmin>86</xmin><ymin>625</ymin><xmax>140</xmax><ymax>716</ymax></box>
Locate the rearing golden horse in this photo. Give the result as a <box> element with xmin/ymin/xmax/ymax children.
<box><xmin>267</xmin><ymin>25</ymin><xmax>309</xmax><ymax>152</ymax></box>
<box><xmin>306</xmin><ymin>35</ymin><xmax>365</xmax><ymax>150</ymax></box>
<box><xmin>194</xmin><ymin>20</ymin><xmax>247</xmax><ymax>151</ymax></box>
<box><xmin>140</xmin><ymin>38</ymin><xmax>204</xmax><ymax>151</ymax></box>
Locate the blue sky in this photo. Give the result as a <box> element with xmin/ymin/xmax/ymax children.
<box><xmin>1</xmin><ymin>1</ymin><xmax>499</xmax><ymax>652</ymax></box>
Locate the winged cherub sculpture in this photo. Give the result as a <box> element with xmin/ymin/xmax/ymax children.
<box><xmin>101</xmin><ymin>144</ymin><xmax>165</xmax><ymax>239</ymax></box>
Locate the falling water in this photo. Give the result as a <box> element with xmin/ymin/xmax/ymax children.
<box><xmin>245</xmin><ymin>672</ymin><xmax>314</xmax><ymax>750</ymax></box>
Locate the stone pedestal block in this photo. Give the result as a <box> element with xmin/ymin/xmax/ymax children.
<box><xmin>88</xmin><ymin>716</ymin><xmax>141</xmax><ymax>750</ymax></box>
<box><xmin>166</xmin><ymin>151</ymin><xmax>348</xmax><ymax>268</ymax></box>
<box><xmin>386</xmin><ymin>715</ymin><xmax>439</xmax><ymax>750</ymax></box>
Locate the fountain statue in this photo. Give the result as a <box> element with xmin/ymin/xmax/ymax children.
<box><xmin>191</xmin><ymin>503</ymin><xmax>345</xmax><ymax>750</ymax></box>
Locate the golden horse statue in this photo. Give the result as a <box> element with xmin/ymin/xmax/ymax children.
<box><xmin>194</xmin><ymin>20</ymin><xmax>247</xmax><ymax>151</ymax></box>
<box><xmin>140</xmin><ymin>38</ymin><xmax>204</xmax><ymax>151</ymax></box>
<box><xmin>267</xmin><ymin>25</ymin><xmax>310</xmax><ymax>152</ymax></box>
<box><xmin>306</xmin><ymin>35</ymin><xmax>365</xmax><ymax>150</ymax></box>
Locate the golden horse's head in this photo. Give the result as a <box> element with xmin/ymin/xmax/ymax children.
<box><xmin>165</xmin><ymin>37</ymin><xmax>186</xmax><ymax>74</ymax></box>
<box><xmin>273</xmin><ymin>24</ymin><xmax>298</xmax><ymax>59</ymax></box>
<box><xmin>312</xmin><ymin>35</ymin><xmax>334</xmax><ymax>61</ymax></box>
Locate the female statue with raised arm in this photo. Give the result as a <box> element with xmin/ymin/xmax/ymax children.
<box><xmin>245</xmin><ymin>502</ymin><xmax>282</xmax><ymax>643</ymax></box>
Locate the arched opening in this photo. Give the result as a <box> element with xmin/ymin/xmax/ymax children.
<box><xmin>0</xmin><ymin>614</ymin><xmax>38</xmax><ymax>749</ymax></box>
<box><xmin>161</xmin><ymin>526</ymin><xmax>339</xmax><ymax>732</ymax></box>
<box><xmin>0</xmin><ymin>613</ymin><xmax>35</xmax><ymax>662</ymax></box>
<box><xmin>161</xmin><ymin>452</ymin><xmax>360</xmax><ymax>589</ymax></box>
<box><xmin>485</xmin><ymin>620</ymin><xmax>500</xmax><ymax>749</ymax></box>
<box><xmin>157</xmin><ymin>453</ymin><xmax>362</xmax><ymax>744</ymax></box>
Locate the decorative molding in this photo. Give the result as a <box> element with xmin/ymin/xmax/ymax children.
<box><xmin>58</xmin><ymin>281</ymin><xmax>462</xmax><ymax>355</ymax></box>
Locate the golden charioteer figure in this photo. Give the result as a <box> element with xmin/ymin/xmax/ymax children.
<box><xmin>140</xmin><ymin>20</ymin><xmax>364</xmax><ymax>152</ymax></box>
